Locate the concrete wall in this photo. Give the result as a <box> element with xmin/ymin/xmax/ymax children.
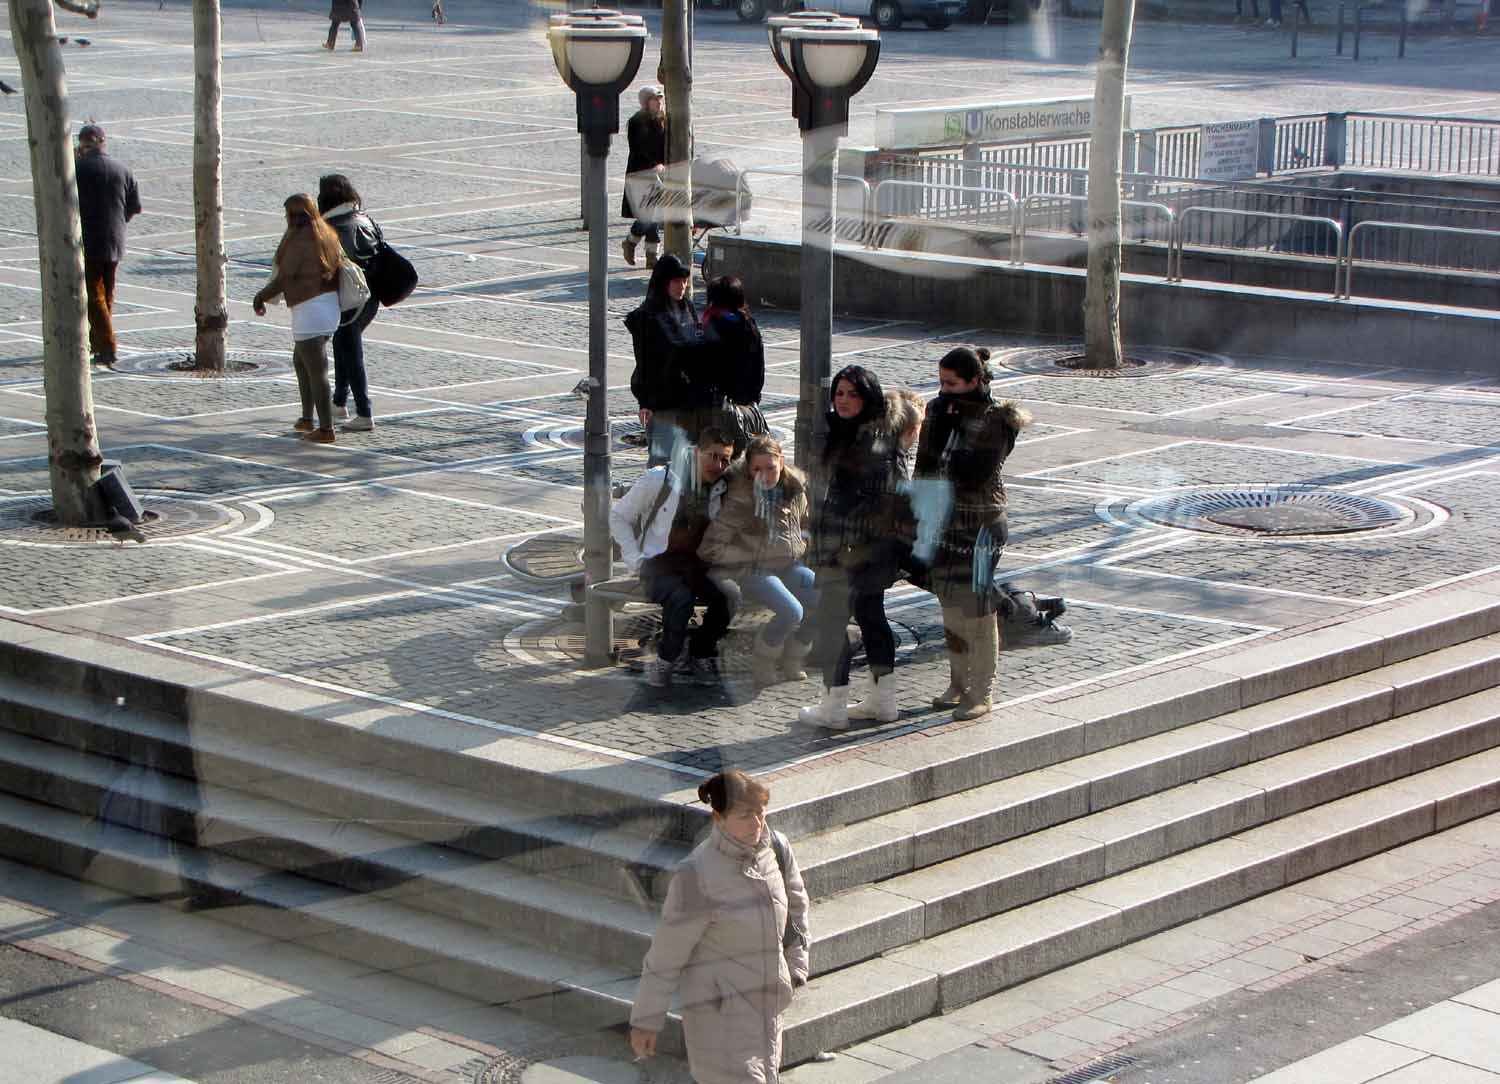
<box><xmin>706</xmin><ymin>233</ymin><xmax>1500</xmax><ymax>374</ymax></box>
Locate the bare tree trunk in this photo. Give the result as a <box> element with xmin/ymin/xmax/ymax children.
<box><xmin>193</xmin><ymin>0</ymin><xmax>227</xmax><ymax>370</ymax></box>
<box><xmin>1083</xmin><ymin>0</ymin><xmax>1137</xmax><ymax>369</ymax></box>
<box><xmin>10</xmin><ymin>0</ymin><xmax>102</xmax><ymax>524</ymax></box>
<box><xmin>658</xmin><ymin>0</ymin><xmax>694</xmax><ymax>269</ymax></box>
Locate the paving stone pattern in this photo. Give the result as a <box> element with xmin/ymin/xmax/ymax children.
<box><xmin>11</xmin><ymin>375</ymin><xmax>304</xmax><ymax>420</ymax></box>
<box><xmin>0</xmin><ymin>445</ymin><xmax>323</xmax><ymax>497</ymax></box>
<box><xmin>157</xmin><ymin>591</ymin><xmax>1257</xmax><ymax>772</ymax></box>
<box><xmin>1006</xmin><ymin>484</ymin><xmax>1154</xmax><ymax>557</ymax></box>
<box><xmin>1111</xmin><ymin>472</ymin><xmax>1500</xmax><ymax>601</ymax></box>
<box><xmin>1029</xmin><ymin>440</ymin><xmax>1421</xmax><ymax>491</ymax></box>
<box><xmin>275</xmin><ymin>408</ymin><xmax>537</xmax><ymax>464</ymax></box>
<box><xmin>1004</xmin><ymin>370</ymin><xmax>1305</xmax><ymax>415</ymax></box>
<box><xmin>0</xmin><ymin>542</ymin><xmax>284</xmax><ymax>613</ymax></box>
<box><xmin>244</xmin><ymin>485</ymin><xmax>564</xmax><ymax>562</ymax></box>
<box><xmin>1289</xmin><ymin>393</ymin><xmax>1500</xmax><ymax>447</ymax></box>
<box><xmin>0</xmin><ymin>418</ymin><xmax>44</xmax><ymax>440</ymax></box>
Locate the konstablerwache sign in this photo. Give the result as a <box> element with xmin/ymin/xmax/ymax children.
<box><xmin>874</xmin><ymin>96</ymin><xmax>1133</xmax><ymax>151</ymax></box>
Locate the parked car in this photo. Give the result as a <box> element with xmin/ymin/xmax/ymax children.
<box><xmin>732</xmin><ymin>0</ymin><xmax>963</xmax><ymax>29</ymax></box>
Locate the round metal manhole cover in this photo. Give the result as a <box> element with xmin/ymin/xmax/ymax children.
<box><xmin>1123</xmin><ymin>485</ymin><xmax>1414</xmax><ymax>538</ymax></box>
<box><xmin>996</xmin><ymin>344</ymin><xmax>1215</xmax><ymax>378</ymax></box>
<box><xmin>0</xmin><ymin>493</ymin><xmax>242</xmax><ymax>545</ymax></box>
<box><xmin>113</xmin><ymin>349</ymin><xmax>289</xmax><ymax>376</ymax></box>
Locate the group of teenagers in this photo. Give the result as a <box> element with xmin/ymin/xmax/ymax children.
<box><xmin>611</xmin><ymin>254</ymin><xmax>1031</xmax><ymax>726</ymax></box>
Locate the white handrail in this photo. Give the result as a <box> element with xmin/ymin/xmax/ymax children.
<box><xmin>1340</xmin><ymin>220</ymin><xmax>1500</xmax><ymax>298</ymax></box>
<box><xmin>1017</xmin><ymin>193</ymin><xmax>1175</xmax><ymax>274</ymax></box>
<box><xmin>870</xmin><ymin>178</ymin><xmax>1020</xmax><ymax>263</ymax></box>
<box><xmin>1174</xmin><ymin>206</ymin><xmax>1345</xmax><ymax>294</ymax></box>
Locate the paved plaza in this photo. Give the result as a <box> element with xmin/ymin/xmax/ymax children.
<box><xmin>3</xmin><ymin>1</ymin><xmax>1500</xmax><ymax>1081</ymax></box>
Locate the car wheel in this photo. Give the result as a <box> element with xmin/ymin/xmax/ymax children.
<box><xmin>872</xmin><ymin>0</ymin><xmax>902</xmax><ymax>27</ymax></box>
<box><xmin>737</xmin><ymin>0</ymin><xmax>767</xmax><ymax>21</ymax></box>
<box><xmin>924</xmin><ymin>14</ymin><xmax>951</xmax><ymax>26</ymax></box>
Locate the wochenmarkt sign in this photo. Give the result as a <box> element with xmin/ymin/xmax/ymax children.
<box><xmin>874</xmin><ymin>97</ymin><xmax>1131</xmax><ymax>151</ymax></box>
<box><xmin>1198</xmin><ymin>119</ymin><xmax>1261</xmax><ymax>181</ymax></box>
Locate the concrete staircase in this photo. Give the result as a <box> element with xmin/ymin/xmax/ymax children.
<box><xmin>2</xmin><ymin>591</ymin><xmax>1500</xmax><ymax>1064</ymax></box>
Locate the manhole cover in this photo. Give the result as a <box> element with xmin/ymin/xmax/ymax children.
<box><xmin>113</xmin><ymin>349</ymin><xmax>288</xmax><ymax>376</ymax></box>
<box><xmin>1125</xmin><ymin>485</ymin><xmax>1412</xmax><ymax>537</ymax></box>
<box><xmin>0</xmin><ymin>493</ymin><xmax>241</xmax><ymax>545</ymax></box>
<box><xmin>475</xmin><ymin>1032</ymin><xmax>676</xmax><ymax>1084</ymax></box>
<box><xmin>996</xmin><ymin>344</ymin><xmax>1215</xmax><ymax>378</ymax></box>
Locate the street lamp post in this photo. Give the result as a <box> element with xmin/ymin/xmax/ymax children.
<box><xmin>769</xmin><ymin>24</ymin><xmax>879</xmax><ymax>470</ymax></box>
<box><xmin>548</xmin><ymin>12</ymin><xmax>648</xmax><ymax>667</ymax></box>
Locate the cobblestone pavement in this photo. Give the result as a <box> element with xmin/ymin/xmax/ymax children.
<box><xmin>1</xmin><ymin>1</ymin><xmax>1500</xmax><ymax>771</ymax></box>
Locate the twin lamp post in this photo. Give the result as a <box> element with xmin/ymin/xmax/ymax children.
<box><xmin>546</xmin><ymin>9</ymin><xmax>880</xmax><ymax>667</ymax></box>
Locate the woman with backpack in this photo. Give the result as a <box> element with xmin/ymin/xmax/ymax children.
<box><xmin>915</xmin><ymin>346</ymin><xmax>1030</xmax><ymax>720</ymax></box>
<box><xmin>318</xmin><ymin>173</ymin><xmax>380</xmax><ymax>432</ymax></box>
<box><xmin>630</xmin><ymin>770</ymin><xmax>810</xmax><ymax>1084</ymax></box>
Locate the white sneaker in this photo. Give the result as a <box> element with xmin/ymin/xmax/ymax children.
<box><xmin>335</xmin><ymin>404</ymin><xmax>350</xmax><ymax>421</ymax></box>
<box><xmin>344</xmin><ymin>415</ymin><xmax>374</xmax><ymax>432</ymax></box>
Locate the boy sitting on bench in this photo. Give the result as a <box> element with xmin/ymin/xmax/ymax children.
<box><xmin>609</xmin><ymin>430</ymin><xmax>737</xmax><ymax>687</ymax></box>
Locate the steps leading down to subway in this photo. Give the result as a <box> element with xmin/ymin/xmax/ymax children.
<box><xmin>0</xmin><ymin>587</ymin><xmax>1499</xmax><ymax>1063</ymax></box>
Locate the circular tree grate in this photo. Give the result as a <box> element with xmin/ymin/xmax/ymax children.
<box><xmin>0</xmin><ymin>494</ymin><xmax>241</xmax><ymax>545</ymax></box>
<box><xmin>113</xmin><ymin>349</ymin><xmax>288</xmax><ymax>377</ymax></box>
<box><xmin>996</xmin><ymin>344</ymin><xmax>1214</xmax><ymax>379</ymax></box>
<box><xmin>1125</xmin><ymin>485</ymin><xmax>1412</xmax><ymax>538</ymax></box>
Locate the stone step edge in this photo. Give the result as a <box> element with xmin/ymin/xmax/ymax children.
<box><xmin>770</xmin><ymin>583</ymin><xmax>1500</xmax><ymax>839</ymax></box>
<box><xmin>0</xmin><ymin>726</ymin><xmax>667</xmax><ymax>972</ymax></box>
<box><xmin>3</xmin><ymin>581</ymin><xmax>1499</xmax><ymax>846</ymax></box>
<box><xmin>0</xmin><ymin>676</ymin><xmax>691</xmax><ymax>901</ymax></box>
<box><xmin>796</xmin><ymin>633</ymin><xmax>1500</xmax><ymax>895</ymax></box>
<box><xmin>776</xmin><ymin>745</ymin><xmax>1500</xmax><ymax>1064</ymax></box>
<box><xmin>0</xmin><ymin>788</ymin><xmax>677</xmax><ymax>1046</ymax></box>
<box><xmin>810</xmin><ymin>684</ymin><xmax>1500</xmax><ymax>967</ymax></box>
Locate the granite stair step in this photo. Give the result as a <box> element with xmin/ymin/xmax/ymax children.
<box><xmin>0</xmin><ymin>727</ymin><xmax>662</xmax><ymax>972</ymax></box>
<box><xmin>780</xmin><ymin>746</ymin><xmax>1500</xmax><ymax>1062</ymax></box>
<box><xmin>795</xmin><ymin>634</ymin><xmax>1500</xmax><ymax>897</ymax></box>
<box><xmin>0</xmin><ymin>789</ymin><xmax>647</xmax><ymax>1036</ymax></box>
<box><xmin>0</xmin><ymin>673</ymin><xmax>690</xmax><ymax>903</ymax></box>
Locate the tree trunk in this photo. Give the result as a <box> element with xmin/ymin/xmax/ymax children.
<box><xmin>193</xmin><ymin>0</ymin><xmax>227</xmax><ymax>371</ymax></box>
<box><xmin>1082</xmin><ymin>0</ymin><xmax>1137</xmax><ymax>369</ymax></box>
<box><xmin>10</xmin><ymin>0</ymin><xmax>102</xmax><ymax>524</ymax></box>
<box><xmin>658</xmin><ymin>0</ymin><xmax>694</xmax><ymax>269</ymax></box>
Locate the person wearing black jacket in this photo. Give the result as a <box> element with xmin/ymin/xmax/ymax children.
<box><xmin>700</xmin><ymin>275</ymin><xmax>766</xmax><ymax>457</ymax></box>
<box><xmin>799</xmin><ymin>365</ymin><xmax>912</xmax><ymax>730</ymax></box>
<box><xmin>74</xmin><ymin>124</ymin><xmax>141</xmax><ymax>368</ymax></box>
<box><xmin>914</xmin><ymin>346</ymin><xmax>1029</xmax><ymax>721</ymax></box>
<box><xmin>622</xmin><ymin>86</ymin><xmax>667</xmax><ymax>268</ymax></box>
<box><xmin>318</xmin><ymin>173</ymin><xmax>380</xmax><ymax>431</ymax></box>
<box><xmin>626</xmin><ymin>254</ymin><xmax>711</xmax><ymax>467</ymax></box>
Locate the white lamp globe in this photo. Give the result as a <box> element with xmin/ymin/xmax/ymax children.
<box><xmin>549</xmin><ymin>22</ymin><xmax>646</xmax><ymax>86</ymax></box>
<box><xmin>781</xmin><ymin>26</ymin><xmax>879</xmax><ymax>91</ymax></box>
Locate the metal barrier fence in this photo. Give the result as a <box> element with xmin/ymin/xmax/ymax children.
<box><xmin>1015</xmin><ymin>193</ymin><xmax>1175</xmax><ymax>264</ymax></box>
<box><xmin>1340</xmin><ymin>221</ymin><xmax>1500</xmax><ymax>298</ymax></box>
<box><xmin>1172</xmin><ymin>207</ymin><xmax>1345</xmax><ymax>293</ymax></box>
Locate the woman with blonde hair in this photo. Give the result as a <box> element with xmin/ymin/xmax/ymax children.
<box><xmin>253</xmin><ymin>194</ymin><xmax>344</xmax><ymax>443</ymax></box>
<box><xmin>700</xmin><ymin>436</ymin><xmax>815</xmax><ymax>684</ymax></box>
<box><xmin>914</xmin><ymin>346</ymin><xmax>1030</xmax><ymax>719</ymax></box>
<box><xmin>630</xmin><ymin>769</ymin><xmax>810</xmax><ymax>1084</ymax></box>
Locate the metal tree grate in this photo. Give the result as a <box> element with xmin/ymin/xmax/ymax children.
<box><xmin>0</xmin><ymin>494</ymin><xmax>240</xmax><ymax>545</ymax></box>
<box><xmin>996</xmin><ymin>344</ymin><xmax>1209</xmax><ymax>379</ymax></box>
<box><xmin>113</xmin><ymin>349</ymin><xmax>289</xmax><ymax>376</ymax></box>
<box><xmin>1126</xmin><ymin>484</ymin><xmax>1410</xmax><ymax>538</ymax></box>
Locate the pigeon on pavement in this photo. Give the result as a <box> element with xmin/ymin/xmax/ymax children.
<box><xmin>0</xmin><ymin>80</ymin><xmax>16</xmax><ymax>95</ymax></box>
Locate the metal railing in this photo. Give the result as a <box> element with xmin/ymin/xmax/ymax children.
<box><xmin>1172</xmin><ymin>207</ymin><xmax>1345</xmax><ymax>291</ymax></box>
<box><xmin>1344</xmin><ymin>113</ymin><xmax>1500</xmax><ymax>177</ymax></box>
<box><xmin>871</xmin><ymin>178</ymin><xmax>1021</xmax><ymax>261</ymax></box>
<box><xmin>733</xmin><ymin>166</ymin><xmax>802</xmax><ymax>236</ymax></box>
<box><xmin>1340</xmin><ymin>221</ymin><xmax>1500</xmax><ymax>298</ymax></box>
<box><xmin>1015</xmin><ymin>193</ymin><xmax>1175</xmax><ymax>268</ymax></box>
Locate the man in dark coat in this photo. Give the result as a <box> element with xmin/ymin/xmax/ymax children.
<box><xmin>622</xmin><ymin>85</ymin><xmax>666</xmax><ymax>268</ymax></box>
<box><xmin>74</xmin><ymin>124</ymin><xmax>141</xmax><ymax>368</ymax></box>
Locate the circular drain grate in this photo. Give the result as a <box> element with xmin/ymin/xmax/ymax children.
<box><xmin>996</xmin><ymin>344</ymin><xmax>1215</xmax><ymax>378</ymax></box>
<box><xmin>0</xmin><ymin>494</ymin><xmax>241</xmax><ymax>545</ymax></box>
<box><xmin>1126</xmin><ymin>485</ymin><xmax>1411</xmax><ymax>537</ymax></box>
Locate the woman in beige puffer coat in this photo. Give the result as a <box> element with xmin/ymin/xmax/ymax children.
<box><xmin>699</xmin><ymin>437</ymin><xmax>816</xmax><ymax>685</ymax></box>
<box><xmin>630</xmin><ymin>770</ymin><xmax>811</xmax><ymax>1084</ymax></box>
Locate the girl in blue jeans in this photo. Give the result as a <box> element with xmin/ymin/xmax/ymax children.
<box><xmin>699</xmin><ymin>436</ymin><xmax>817</xmax><ymax>685</ymax></box>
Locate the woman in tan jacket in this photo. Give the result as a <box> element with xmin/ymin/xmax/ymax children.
<box><xmin>630</xmin><ymin>770</ymin><xmax>810</xmax><ymax>1084</ymax></box>
<box><xmin>699</xmin><ymin>437</ymin><xmax>816</xmax><ymax>685</ymax></box>
<box><xmin>252</xmin><ymin>193</ymin><xmax>343</xmax><ymax>443</ymax></box>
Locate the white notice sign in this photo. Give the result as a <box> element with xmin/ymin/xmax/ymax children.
<box><xmin>1199</xmin><ymin>120</ymin><xmax>1260</xmax><ymax>181</ymax></box>
<box><xmin>875</xmin><ymin>97</ymin><xmax>1130</xmax><ymax>151</ymax></box>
